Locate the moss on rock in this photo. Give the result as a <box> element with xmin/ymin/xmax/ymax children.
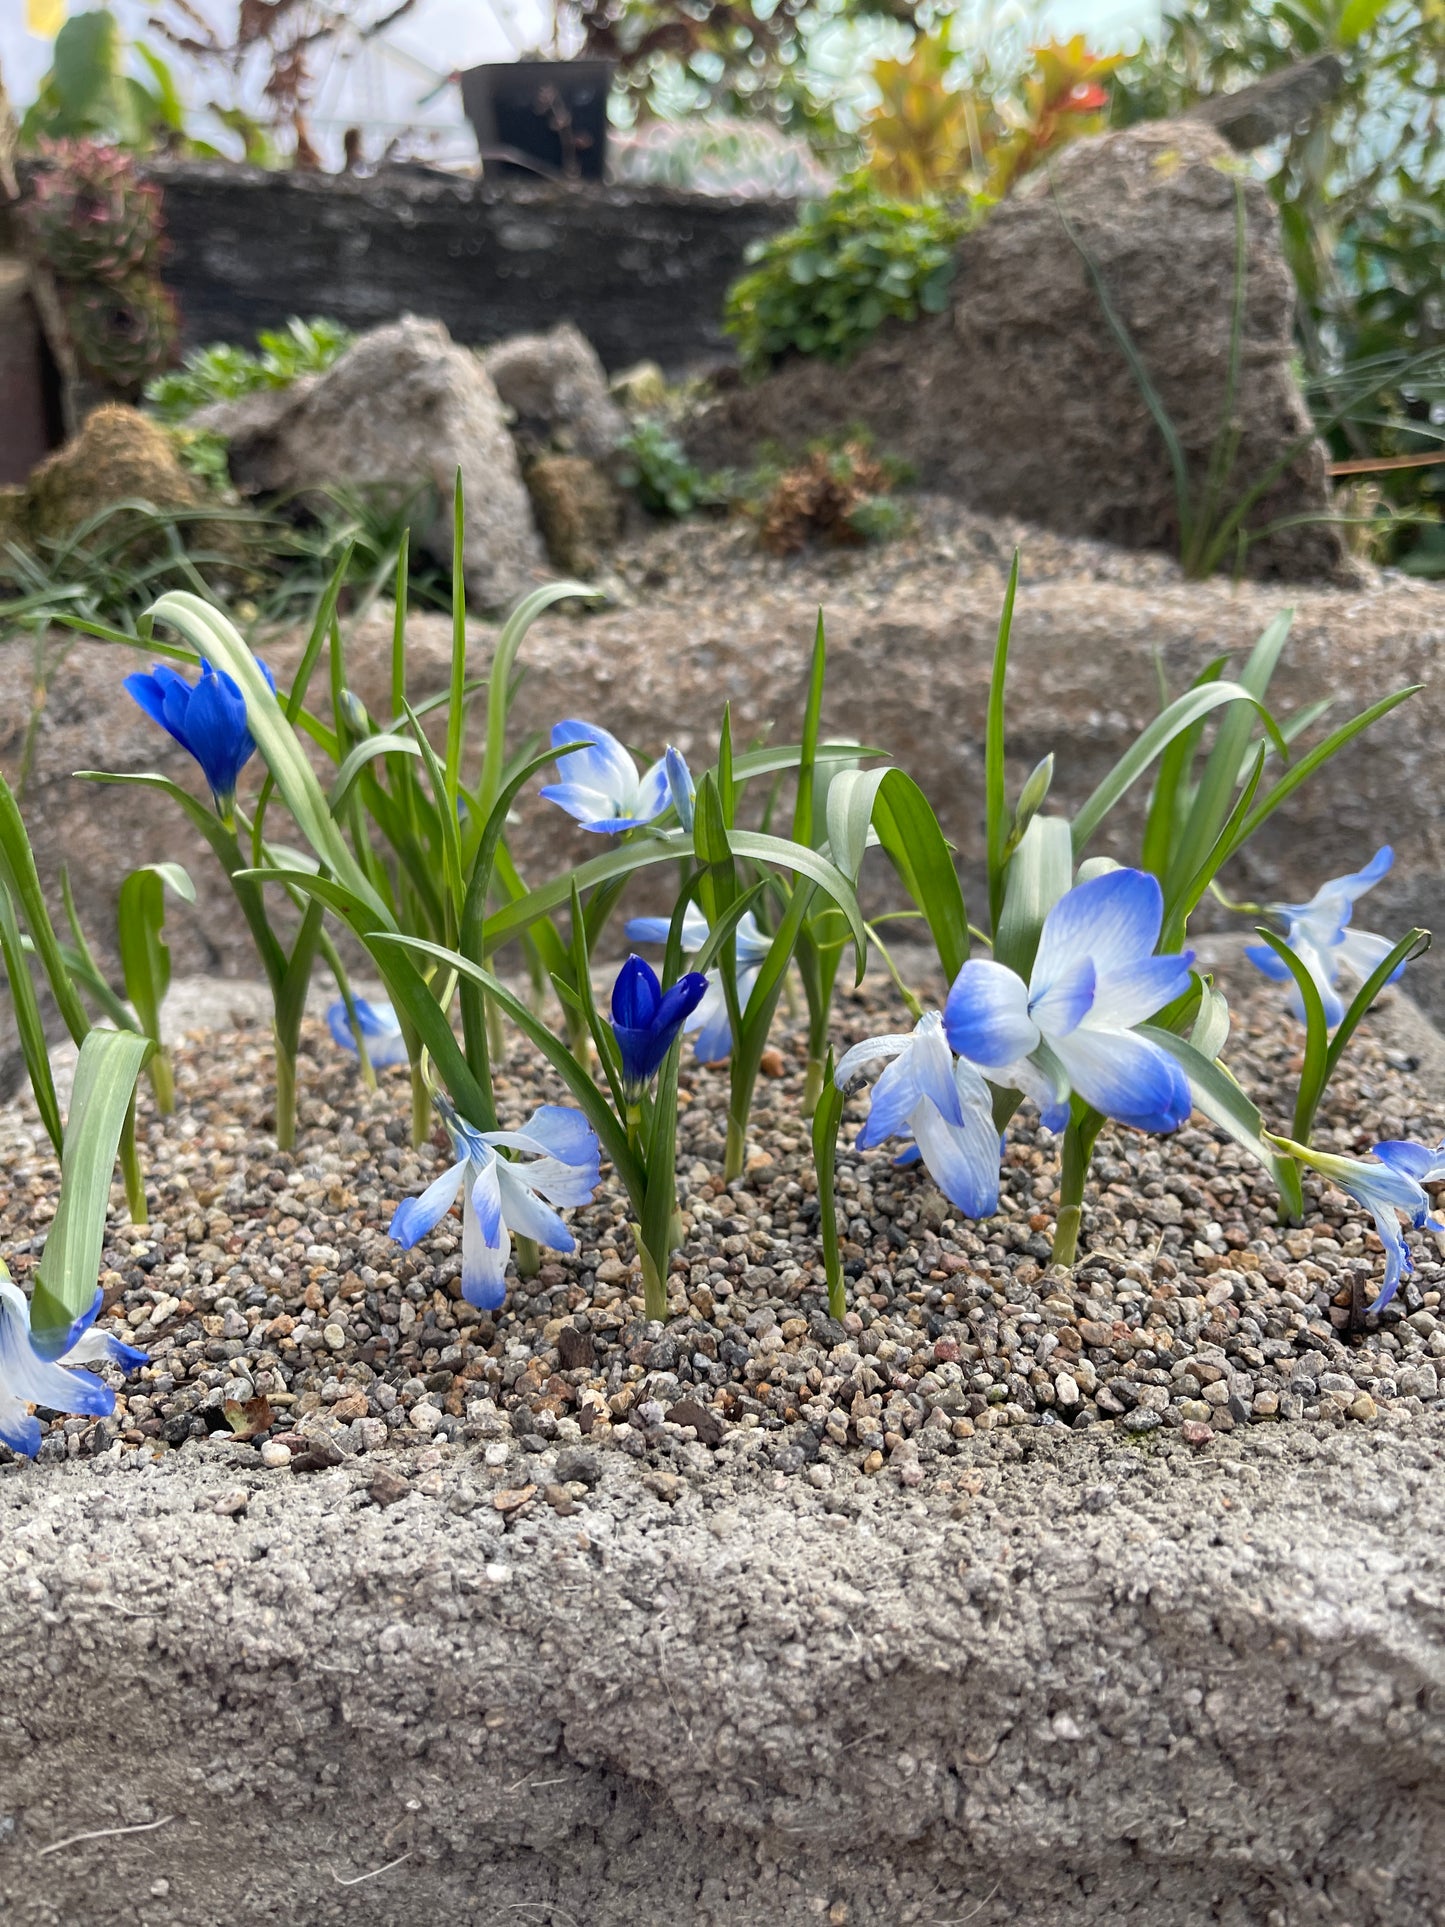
<box><xmin>526</xmin><ymin>455</ymin><xmax>622</xmax><ymax>578</ymax></box>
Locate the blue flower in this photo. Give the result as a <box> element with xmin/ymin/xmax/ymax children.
<box><xmin>622</xmin><ymin>905</ymin><xmax>770</xmax><ymax>1064</ymax></box>
<box><xmin>539</xmin><ymin>720</ymin><xmax>692</xmax><ymax>834</ymax></box>
<box><xmin>610</xmin><ymin>956</ymin><xmax>709</xmax><ymax>1101</ymax></box>
<box><xmin>1269</xmin><ymin>1133</ymin><xmax>1445</xmax><ymax>1313</ymax></box>
<box><xmin>0</xmin><ymin>1277</ymin><xmax>146</xmax><ymax>1459</ymax></box>
<box><xmin>124</xmin><ymin>657</ymin><xmax>276</xmax><ymax>824</ymax></box>
<box><xmin>1245</xmin><ymin>847</ymin><xmax>1402</xmax><ymax>1027</ymax></box>
<box><xmin>835</xmin><ymin>1012</ymin><xmax>1001</xmax><ymax>1218</ymax></box>
<box><xmin>326</xmin><ymin>997</ymin><xmax>409</xmax><ymax>1069</ymax></box>
<box><xmin>389</xmin><ymin>1099</ymin><xmax>601</xmax><ymax>1311</ymax></box>
<box><xmin>944</xmin><ymin>868</ymin><xmax>1195</xmax><ymax>1134</ymax></box>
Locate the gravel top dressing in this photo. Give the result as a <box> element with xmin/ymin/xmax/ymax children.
<box><xmin>2</xmin><ymin>950</ymin><xmax>1442</xmax><ymax>1488</ymax></box>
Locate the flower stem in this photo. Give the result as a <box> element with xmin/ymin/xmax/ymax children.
<box><xmin>410</xmin><ymin>1061</ymin><xmax>432</xmax><ymax>1148</ymax></box>
<box><xmin>120</xmin><ymin>1098</ymin><xmax>146</xmax><ymax>1226</ymax></box>
<box><xmin>723</xmin><ymin>1111</ymin><xmax>746</xmax><ymax>1183</ymax></box>
<box><xmin>639</xmin><ymin>1241</ymin><xmax>669</xmax><ymax>1323</ymax></box>
<box><xmin>801</xmin><ymin>1056</ymin><xmax>825</xmax><ymax>1118</ymax></box>
<box><xmin>1050</xmin><ymin>1109</ymin><xmax>1102</xmax><ymax>1269</ymax></box>
<box><xmin>274</xmin><ymin>1035</ymin><xmax>297</xmax><ymax>1151</ymax></box>
<box><xmin>515</xmin><ymin>1235</ymin><xmax>540</xmax><ymax>1278</ymax></box>
<box><xmin>146</xmin><ymin>1047</ymin><xmax>175</xmax><ymax>1116</ymax></box>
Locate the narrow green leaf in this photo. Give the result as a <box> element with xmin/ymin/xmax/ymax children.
<box><xmin>372</xmin><ymin>934</ymin><xmax>645</xmax><ymax>1209</ymax></box>
<box><xmin>1071</xmin><ymin>680</ymin><xmax>1288</xmax><ymax>860</ymax></box>
<box><xmin>1160</xmin><ymin>745</ymin><xmax>1266</xmax><ymax>948</ymax></box>
<box><xmin>477</xmin><ymin>580</ymin><xmax>599</xmax><ymax>823</ymax></box>
<box><xmin>1235</xmin><ymin>687</ymin><xmax>1421</xmax><ymax>849</ymax></box>
<box><xmin>993</xmin><ymin>816</ymin><xmax>1072</xmax><ymax>979</ymax></box>
<box><xmin>1252</xmin><ymin>928</ymin><xmax>1331</xmax><ymax>1141</ymax></box>
<box><xmin>1139</xmin><ymin>654</ymin><xmax>1228</xmax><ymax>879</ymax></box>
<box><xmin>328</xmin><ymin>732</ymin><xmax>423</xmax><ymax>809</ymax></box>
<box><xmin>1164</xmin><ymin>611</ymin><xmax>1294</xmax><ymax>895</ymax></box>
<box><xmin>0</xmin><ymin>771</ymin><xmax>90</xmax><ymax>1045</ymax></box>
<box><xmin>791</xmin><ymin>610</ymin><xmax>827</xmax><ymax>845</ymax></box>
<box><xmin>1139</xmin><ymin>1023</ymin><xmax>1303</xmax><ymax>1220</ymax></box>
<box><xmin>872</xmin><ymin>769</ymin><xmax>968</xmax><ymax>983</ymax></box>
<box><xmin>31</xmin><ymin>1028</ymin><xmax>153</xmax><ymax>1341</ymax></box>
<box><xmin>0</xmin><ymin>881</ymin><xmax>63</xmax><ymax>1153</ymax></box>
<box><xmin>985</xmin><ymin>550</ymin><xmax>1020</xmax><ymax>931</ymax></box>
<box><xmin>117</xmin><ymin>863</ymin><xmax>193</xmax><ymax>1042</ymax></box>
<box><xmin>1322</xmin><ymin>928</ymin><xmax>1431</xmax><ymax>1093</ymax></box>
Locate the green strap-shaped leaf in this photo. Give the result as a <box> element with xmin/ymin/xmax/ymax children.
<box><xmin>1071</xmin><ymin>680</ymin><xmax>1288</xmax><ymax>860</ymax></box>
<box><xmin>0</xmin><ymin>882</ymin><xmax>63</xmax><ymax>1155</ymax></box>
<box><xmin>477</xmin><ymin>579</ymin><xmax>599</xmax><ymax>822</ymax></box>
<box><xmin>117</xmin><ymin>863</ymin><xmax>194</xmax><ymax>1043</ymax></box>
<box><xmin>31</xmin><ymin>1028</ymin><xmax>154</xmax><ymax>1343</ymax></box>
<box><xmin>1139</xmin><ymin>1023</ymin><xmax>1304</xmax><ymax>1222</ymax></box>
<box><xmin>1251</xmin><ymin>928</ymin><xmax>1331</xmax><ymax>1142</ymax></box>
<box><xmin>0</xmin><ymin>772</ymin><xmax>91</xmax><ymax>1046</ymax></box>
<box><xmin>993</xmin><ymin>815</ymin><xmax>1072</xmax><ymax>979</ymax></box>
<box><xmin>872</xmin><ymin>768</ymin><xmax>969</xmax><ymax>985</ymax></box>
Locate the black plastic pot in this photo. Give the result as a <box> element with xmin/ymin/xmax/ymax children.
<box><xmin>460</xmin><ymin>60</ymin><xmax>614</xmax><ymax>182</ymax></box>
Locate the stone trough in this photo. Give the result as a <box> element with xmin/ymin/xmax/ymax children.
<box><xmin>2</xmin><ymin>1423</ymin><xmax>1444</xmax><ymax>1927</ymax></box>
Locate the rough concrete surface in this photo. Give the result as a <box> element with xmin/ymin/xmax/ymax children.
<box><xmin>2</xmin><ymin>1422</ymin><xmax>1443</xmax><ymax>1927</ymax></box>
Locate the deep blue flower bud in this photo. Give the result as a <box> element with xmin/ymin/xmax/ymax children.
<box><xmin>610</xmin><ymin>955</ymin><xmax>709</xmax><ymax>1101</ymax></box>
<box><xmin>124</xmin><ymin>656</ymin><xmax>276</xmax><ymax>824</ymax></box>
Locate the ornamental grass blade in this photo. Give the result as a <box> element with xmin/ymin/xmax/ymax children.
<box><xmin>30</xmin><ymin>1027</ymin><xmax>152</xmax><ymax>1345</ymax></box>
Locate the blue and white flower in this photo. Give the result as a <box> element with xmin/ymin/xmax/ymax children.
<box><xmin>610</xmin><ymin>956</ymin><xmax>710</xmax><ymax>1100</ymax></box>
<box><xmin>1245</xmin><ymin>847</ymin><xmax>1403</xmax><ymax>1028</ymax></box>
<box><xmin>835</xmin><ymin>1012</ymin><xmax>1002</xmax><ymax>1219</ymax></box>
<box><xmin>623</xmin><ymin>905</ymin><xmax>770</xmax><ymax>1064</ymax></box>
<box><xmin>0</xmin><ymin>1277</ymin><xmax>146</xmax><ymax>1459</ymax></box>
<box><xmin>125</xmin><ymin>656</ymin><xmax>276</xmax><ymax>824</ymax></box>
<box><xmin>944</xmin><ymin>868</ymin><xmax>1194</xmax><ymax>1134</ymax></box>
<box><xmin>539</xmin><ymin>721</ymin><xmax>693</xmax><ymax>835</ymax></box>
<box><xmin>1269</xmin><ymin>1133</ymin><xmax>1445</xmax><ymax>1313</ymax></box>
<box><xmin>389</xmin><ymin>1099</ymin><xmax>601</xmax><ymax>1312</ymax></box>
<box><xmin>327</xmin><ymin>997</ymin><xmax>408</xmax><ymax>1069</ymax></box>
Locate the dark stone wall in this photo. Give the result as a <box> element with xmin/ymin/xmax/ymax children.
<box><xmin>144</xmin><ymin>162</ymin><xmax>797</xmax><ymax>373</ymax></box>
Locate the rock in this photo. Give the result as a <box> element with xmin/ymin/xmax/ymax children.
<box><xmin>688</xmin><ymin>121</ymin><xmax>1342</xmax><ymax>581</ymax></box>
<box><xmin>525</xmin><ymin>454</ymin><xmax>622</xmax><ymax>578</ymax></box>
<box><xmin>483</xmin><ymin>322</ymin><xmax>628</xmax><ymax>463</ymax></box>
<box><xmin>1188</xmin><ymin>54</ymin><xmax>1346</xmax><ymax>152</ymax></box>
<box><xmin>207</xmin><ymin>316</ymin><xmax>544</xmax><ymax>610</ymax></box>
<box><xmin>6</xmin><ymin>1431</ymin><xmax>1445</xmax><ymax>1924</ymax></box>
<box><xmin>12</xmin><ymin>404</ymin><xmax>205</xmax><ymax>561</ymax></box>
<box><xmin>368</xmin><ymin>1467</ymin><xmax>411</xmax><ymax>1508</ymax></box>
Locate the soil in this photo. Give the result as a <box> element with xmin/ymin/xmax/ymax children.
<box><xmin>4</xmin><ymin>943</ymin><xmax>1443</xmax><ymax>1476</ymax></box>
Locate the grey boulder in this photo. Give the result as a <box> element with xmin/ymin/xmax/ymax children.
<box><xmin>196</xmin><ymin>315</ymin><xmax>545</xmax><ymax>610</ymax></box>
<box><xmin>483</xmin><ymin>320</ymin><xmax>629</xmax><ymax>463</ymax></box>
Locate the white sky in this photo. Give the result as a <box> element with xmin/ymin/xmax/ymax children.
<box><xmin>0</xmin><ymin>0</ymin><xmax>1162</xmax><ymax>165</ymax></box>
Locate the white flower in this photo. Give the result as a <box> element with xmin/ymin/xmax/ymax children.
<box><xmin>835</xmin><ymin>1012</ymin><xmax>1001</xmax><ymax>1218</ymax></box>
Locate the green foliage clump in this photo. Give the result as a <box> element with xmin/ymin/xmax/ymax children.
<box><xmin>724</xmin><ymin>176</ymin><xmax>974</xmax><ymax>376</ymax></box>
<box><xmin>616</xmin><ymin>420</ymin><xmax>731</xmax><ymax>518</ymax></box>
<box><xmin>1113</xmin><ymin>0</ymin><xmax>1445</xmax><ymax>570</ymax></box>
<box><xmin>145</xmin><ymin>318</ymin><xmax>354</xmax><ymax>423</ymax></box>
